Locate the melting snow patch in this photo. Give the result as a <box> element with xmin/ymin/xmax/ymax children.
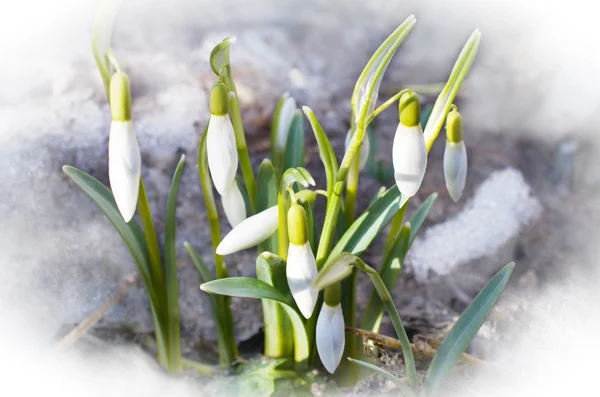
<box><xmin>407</xmin><ymin>167</ymin><xmax>542</xmax><ymax>283</ymax></box>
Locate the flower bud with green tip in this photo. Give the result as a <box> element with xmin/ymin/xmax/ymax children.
<box><xmin>207</xmin><ymin>82</ymin><xmax>238</xmax><ymax>195</ymax></box>
<box><xmin>221</xmin><ymin>180</ymin><xmax>246</xmax><ymax>227</ymax></box>
<box><xmin>392</xmin><ymin>91</ymin><xmax>427</xmax><ymax>206</ymax></box>
<box><xmin>443</xmin><ymin>107</ymin><xmax>467</xmax><ymax>202</ymax></box>
<box><xmin>345</xmin><ymin>129</ymin><xmax>370</xmax><ymax>171</ymax></box>
<box><xmin>108</xmin><ymin>71</ymin><xmax>141</xmax><ymax>222</ymax></box>
<box><xmin>216</xmin><ymin>206</ymin><xmax>278</xmax><ymax>255</ymax></box>
<box><xmin>286</xmin><ymin>203</ymin><xmax>318</xmax><ymax>319</ymax></box>
<box><xmin>316</xmin><ymin>283</ymin><xmax>345</xmax><ymax>374</ymax></box>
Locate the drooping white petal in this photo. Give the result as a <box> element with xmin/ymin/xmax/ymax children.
<box><xmin>287</xmin><ymin>241</ymin><xmax>318</xmax><ymax>318</ymax></box>
<box><xmin>207</xmin><ymin>114</ymin><xmax>238</xmax><ymax>195</ymax></box>
<box><xmin>221</xmin><ymin>181</ymin><xmax>246</xmax><ymax>227</ymax></box>
<box><xmin>443</xmin><ymin>140</ymin><xmax>468</xmax><ymax>202</ymax></box>
<box><xmin>345</xmin><ymin>129</ymin><xmax>370</xmax><ymax>171</ymax></box>
<box><xmin>108</xmin><ymin>120</ymin><xmax>141</xmax><ymax>222</ymax></box>
<box><xmin>216</xmin><ymin>206</ymin><xmax>278</xmax><ymax>255</ymax></box>
<box><xmin>392</xmin><ymin>124</ymin><xmax>427</xmax><ymax>198</ymax></box>
<box><xmin>275</xmin><ymin>96</ymin><xmax>297</xmax><ymax>152</ymax></box>
<box><xmin>316</xmin><ymin>303</ymin><xmax>345</xmax><ymax>374</ymax></box>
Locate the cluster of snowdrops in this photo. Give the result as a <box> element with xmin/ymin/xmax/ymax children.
<box><xmin>62</xmin><ymin>2</ymin><xmax>514</xmax><ymax>396</ymax></box>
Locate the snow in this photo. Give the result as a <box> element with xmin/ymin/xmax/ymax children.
<box><xmin>408</xmin><ymin>168</ymin><xmax>542</xmax><ymax>282</ymax></box>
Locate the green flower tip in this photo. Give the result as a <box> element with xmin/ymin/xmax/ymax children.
<box><xmin>398</xmin><ymin>91</ymin><xmax>420</xmax><ymax>127</ymax></box>
<box><xmin>287</xmin><ymin>203</ymin><xmax>308</xmax><ymax>245</ymax></box>
<box><xmin>324</xmin><ymin>282</ymin><xmax>341</xmax><ymax>306</ymax></box>
<box><xmin>210</xmin><ymin>82</ymin><xmax>229</xmax><ymax>116</ymax></box>
<box><xmin>446</xmin><ymin>107</ymin><xmax>463</xmax><ymax>143</ymax></box>
<box><xmin>109</xmin><ymin>71</ymin><xmax>132</xmax><ymax>121</ymax></box>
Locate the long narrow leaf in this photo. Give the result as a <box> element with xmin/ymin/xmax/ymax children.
<box><xmin>424</xmin><ymin>30</ymin><xmax>481</xmax><ymax>150</ymax></box>
<box><xmin>201</xmin><ymin>277</ymin><xmax>292</xmax><ymax>306</ymax></box>
<box><xmin>256</xmin><ymin>253</ymin><xmax>293</xmax><ymax>358</ymax></box>
<box><xmin>408</xmin><ymin>193</ymin><xmax>437</xmax><ymax>244</ymax></box>
<box><xmin>62</xmin><ymin>166</ymin><xmax>152</xmax><ymax>292</ymax></box>
<box><xmin>362</xmin><ymin>222</ymin><xmax>411</xmax><ymax>332</ymax></box>
<box><xmin>302</xmin><ymin>106</ymin><xmax>338</xmax><ymax>197</ymax></box>
<box><xmin>352</xmin><ymin>16</ymin><xmax>417</xmax><ymax>124</ymax></box>
<box><xmin>328</xmin><ymin>185</ymin><xmax>402</xmax><ymax>261</ymax></box>
<box><xmin>348</xmin><ymin>358</ymin><xmax>417</xmax><ymax>397</ymax></box>
<box><xmin>256</xmin><ymin>160</ymin><xmax>279</xmax><ymax>253</ymax></box>
<box><xmin>164</xmin><ymin>154</ymin><xmax>185</xmax><ymax>372</ymax></box>
<box><xmin>283</xmin><ymin>111</ymin><xmax>305</xmax><ymax>171</ymax></box>
<box><xmin>423</xmin><ymin>262</ymin><xmax>515</xmax><ymax>396</ymax></box>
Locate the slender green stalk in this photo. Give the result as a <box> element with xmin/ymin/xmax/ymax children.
<box><xmin>228</xmin><ymin>93</ymin><xmax>256</xmax><ymax>210</ymax></box>
<box><xmin>277</xmin><ymin>190</ymin><xmax>289</xmax><ymax>260</ymax></box>
<box><xmin>353</xmin><ymin>259</ymin><xmax>417</xmax><ymax>389</ymax></box>
<box><xmin>198</xmin><ymin>127</ymin><xmax>238</xmax><ymax>366</ymax></box>
<box><xmin>367</xmin><ymin>89</ymin><xmax>410</xmax><ymax>125</ymax></box>
<box><xmin>137</xmin><ymin>179</ymin><xmax>165</xmax><ymax>300</ymax></box>
<box><xmin>136</xmin><ymin>178</ymin><xmax>169</xmax><ymax>369</ymax></box>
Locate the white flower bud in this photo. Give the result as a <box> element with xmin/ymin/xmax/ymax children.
<box><xmin>108</xmin><ymin>120</ymin><xmax>141</xmax><ymax>222</ymax></box>
<box><xmin>286</xmin><ymin>204</ymin><xmax>318</xmax><ymax>319</ymax></box>
<box><xmin>444</xmin><ymin>140</ymin><xmax>467</xmax><ymax>202</ymax></box>
<box><xmin>221</xmin><ymin>181</ymin><xmax>246</xmax><ymax>227</ymax></box>
<box><xmin>207</xmin><ymin>114</ymin><xmax>238</xmax><ymax>196</ymax></box>
<box><xmin>392</xmin><ymin>123</ymin><xmax>427</xmax><ymax>199</ymax></box>
<box><xmin>287</xmin><ymin>241</ymin><xmax>318</xmax><ymax>318</ymax></box>
<box><xmin>345</xmin><ymin>129</ymin><xmax>370</xmax><ymax>171</ymax></box>
<box><xmin>216</xmin><ymin>206</ymin><xmax>278</xmax><ymax>255</ymax></box>
<box><xmin>316</xmin><ymin>303</ymin><xmax>345</xmax><ymax>374</ymax></box>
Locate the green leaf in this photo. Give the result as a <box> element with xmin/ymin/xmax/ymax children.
<box><xmin>302</xmin><ymin>106</ymin><xmax>338</xmax><ymax>197</ymax></box>
<box><xmin>347</xmin><ymin>358</ymin><xmax>417</xmax><ymax>397</ymax></box>
<box><xmin>283</xmin><ymin>111</ymin><xmax>305</xmax><ymax>171</ymax></box>
<box><xmin>201</xmin><ymin>277</ymin><xmax>292</xmax><ymax>306</ymax></box>
<box><xmin>256</xmin><ymin>253</ymin><xmax>294</xmax><ymax>358</ymax></box>
<box><xmin>63</xmin><ymin>165</ymin><xmax>169</xmax><ymax>367</ymax></box>
<box><xmin>271</xmin><ymin>93</ymin><xmax>288</xmax><ymax>166</ymax></box>
<box><xmin>423</xmin><ymin>262</ymin><xmax>515</xmax><ymax>397</ymax></box>
<box><xmin>362</xmin><ymin>222</ymin><xmax>411</xmax><ymax>333</ymax></box>
<box><xmin>312</xmin><ymin>253</ymin><xmax>355</xmax><ymax>291</ymax></box>
<box><xmin>210</xmin><ymin>36</ymin><xmax>236</xmax><ymax>76</ymax></box>
<box><xmin>62</xmin><ymin>166</ymin><xmax>152</xmax><ymax>291</ymax></box>
<box><xmin>257</xmin><ymin>160</ymin><xmax>280</xmax><ymax>253</ymax></box>
<box><xmin>328</xmin><ymin>185</ymin><xmax>402</xmax><ymax>261</ymax></box>
<box><xmin>351</xmin><ymin>16</ymin><xmax>417</xmax><ymax>124</ymax></box>
<box><xmin>164</xmin><ymin>154</ymin><xmax>185</xmax><ymax>372</ymax></box>
<box><xmin>408</xmin><ymin>192</ymin><xmax>437</xmax><ymax>245</ymax></box>
<box><xmin>424</xmin><ymin>30</ymin><xmax>481</xmax><ymax>150</ymax></box>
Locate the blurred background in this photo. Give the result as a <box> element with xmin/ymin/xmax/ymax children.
<box><xmin>0</xmin><ymin>0</ymin><xmax>598</xmax><ymax>395</ymax></box>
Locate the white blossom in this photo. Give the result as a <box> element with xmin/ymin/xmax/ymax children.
<box><xmin>108</xmin><ymin>120</ymin><xmax>141</xmax><ymax>222</ymax></box>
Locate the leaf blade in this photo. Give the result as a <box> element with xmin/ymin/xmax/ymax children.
<box><xmin>423</xmin><ymin>262</ymin><xmax>515</xmax><ymax>396</ymax></box>
<box><xmin>201</xmin><ymin>277</ymin><xmax>292</xmax><ymax>306</ymax></box>
<box><xmin>164</xmin><ymin>154</ymin><xmax>186</xmax><ymax>372</ymax></box>
<box><xmin>283</xmin><ymin>111</ymin><xmax>305</xmax><ymax>171</ymax></box>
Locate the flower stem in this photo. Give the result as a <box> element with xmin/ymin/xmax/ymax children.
<box><xmin>228</xmin><ymin>93</ymin><xmax>256</xmax><ymax>210</ymax></box>
<box><xmin>198</xmin><ymin>127</ymin><xmax>238</xmax><ymax>367</ymax></box>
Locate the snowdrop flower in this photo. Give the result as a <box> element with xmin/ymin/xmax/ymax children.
<box><xmin>286</xmin><ymin>203</ymin><xmax>318</xmax><ymax>319</ymax></box>
<box><xmin>207</xmin><ymin>82</ymin><xmax>238</xmax><ymax>195</ymax></box>
<box><xmin>345</xmin><ymin>128</ymin><xmax>370</xmax><ymax>171</ymax></box>
<box><xmin>316</xmin><ymin>284</ymin><xmax>345</xmax><ymax>374</ymax></box>
<box><xmin>443</xmin><ymin>108</ymin><xmax>468</xmax><ymax>202</ymax></box>
<box><xmin>108</xmin><ymin>71</ymin><xmax>141</xmax><ymax>222</ymax></box>
<box><xmin>221</xmin><ymin>180</ymin><xmax>246</xmax><ymax>227</ymax></box>
<box><xmin>216</xmin><ymin>206</ymin><xmax>278</xmax><ymax>255</ymax></box>
<box><xmin>392</xmin><ymin>91</ymin><xmax>427</xmax><ymax>206</ymax></box>
<box><xmin>273</xmin><ymin>94</ymin><xmax>297</xmax><ymax>154</ymax></box>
